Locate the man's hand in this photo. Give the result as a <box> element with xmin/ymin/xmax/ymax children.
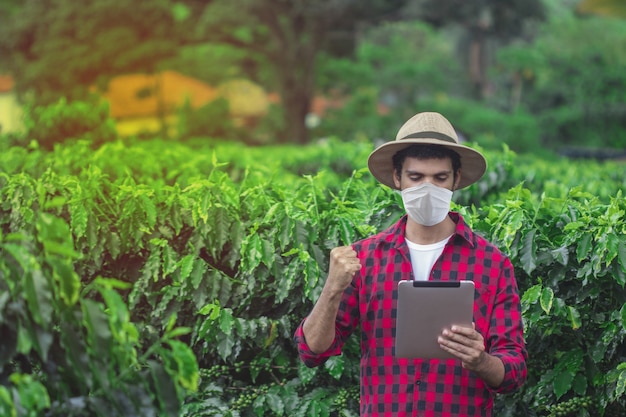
<box><xmin>325</xmin><ymin>246</ymin><xmax>361</xmax><ymax>294</ymax></box>
<box><xmin>302</xmin><ymin>246</ymin><xmax>361</xmax><ymax>354</ymax></box>
<box><xmin>438</xmin><ymin>324</ymin><xmax>486</xmax><ymax>369</ymax></box>
<box><xmin>438</xmin><ymin>324</ymin><xmax>505</xmax><ymax>388</ymax></box>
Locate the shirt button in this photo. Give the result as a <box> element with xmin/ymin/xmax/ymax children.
<box><xmin>416</xmin><ymin>381</ymin><xmax>421</xmax><ymax>385</ymax></box>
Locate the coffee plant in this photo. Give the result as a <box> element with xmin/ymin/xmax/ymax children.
<box><xmin>1</xmin><ymin>134</ymin><xmax>624</xmax><ymax>416</ymax></box>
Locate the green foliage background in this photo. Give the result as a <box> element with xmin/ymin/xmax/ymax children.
<box><xmin>1</xmin><ymin>103</ymin><xmax>625</xmax><ymax>416</ymax></box>
<box><xmin>1</xmin><ymin>2</ymin><xmax>625</xmax><ymax>415</ymax></box>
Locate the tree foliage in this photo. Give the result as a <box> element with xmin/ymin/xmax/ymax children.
<box><xmin>186</xmin><ymin>0</ymin><xmax>410</xmax><ymax>144</ymax></box>
<box><xmin>0</xmin><ymin>0</ymin><xmax>411</xmax><ymax>144</ymax></box>
<box><xmin>495</xmin><ymin>13</ymin><xmax>626</xmax><ymax>149</ymax></box>
<box><xmin>404</xmin><ymin>0</ymin><xmax>546</xmax><ymax>99</ymax></box>
<box><xmin>314</xmin><ymin>21</ymin><xmax>462</xmax><ymax>140</ymax></box>
<box><xmin>0</xmin><ymin>0</ymin><xmax>184</xmax><ymax>105</ymax></box>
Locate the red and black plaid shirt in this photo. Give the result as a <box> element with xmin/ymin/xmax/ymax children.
<box><xmin>295</xmin><ymin>213</ymin><xmax>527</xmax><ymax>417</ymax></box>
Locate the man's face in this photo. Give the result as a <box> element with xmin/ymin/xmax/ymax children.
<box><xmin>393</xmin><ymin>156</ymin><xmax>460</xmax><ymax>191</ymax></box>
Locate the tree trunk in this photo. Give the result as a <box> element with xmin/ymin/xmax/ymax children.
<box><xmin>468</xmin><ymin>28</ymin><xmax>488</xmax><ymax>100</ymax></box>
<box><xmin>280</xmin><ymin>85</ymin><xmax>311</xmax><ymax>144</ymax></box>
<box><xmin>269</xmin><ymin>18</ymin><xmax>318</xmax><ymax>145</ymax></box>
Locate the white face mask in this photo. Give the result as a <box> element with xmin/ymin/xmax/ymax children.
<box><xmin>400</xmin><ymin>183</ymin><xmax>453</xmax><ymax>226</ymax></box>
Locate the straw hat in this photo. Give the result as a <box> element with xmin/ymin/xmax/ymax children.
<box><xmin>367</xmin><ymin>112</ymin><xmax>487</xmax><ymax>189</ymax></box>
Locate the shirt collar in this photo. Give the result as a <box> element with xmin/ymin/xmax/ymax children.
<box><xmin>383</xmin><ymin>212</ymin><xmax>477</xmax><ymax>249</ymax></box>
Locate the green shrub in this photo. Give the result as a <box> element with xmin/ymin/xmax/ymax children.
<box><xmin>418</xmin><ymin>96</ymin><xmax>543</xmax><ymax>154</ymax></box>
<box><xmin>495</xmin><ymin>14</ymin><xmax>626</xmax><ymax>150</ymax></box>
<box><xmin>22</xmin><ymin>98</ymin><xmax>117</xmax><ymax>150</ymax></box>
<box><xmin>1</xmin><ymin>138</ymin><xmax>625</xmax><ymax>416</ymax></box>
<box><xmin>177</xmin><ymin>97</ymin><xmax>243</xmax><ymax>142</ymax></box>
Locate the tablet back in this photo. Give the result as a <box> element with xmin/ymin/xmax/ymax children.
<box><xmin>394</xmin><ymin>280</ymin><xmax>475</xmax><ymax>359</ymax></box>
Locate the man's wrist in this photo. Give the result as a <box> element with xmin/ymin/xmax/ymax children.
<box><xmin>477</xmin><ymin>353</ymin><xmax>505</xmax><ymax>388</ymax></box>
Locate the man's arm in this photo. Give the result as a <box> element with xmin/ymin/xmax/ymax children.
<box><xmin>302</xmin><ymin>286</ymin><xmax>344</xmax><ymax>353</ymax></box>
<box><xmin>439</xmin><ymin>257</ymin><xmax>527</xmax><ymax>391</ymax></box>
<box><xmin>302</xmin><ymin>246</ymin><xmax>361</xmax><ymax>354</ymax></box>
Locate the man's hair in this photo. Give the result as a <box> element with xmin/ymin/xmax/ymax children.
<box><xmin>392</xmin><ymin>144</ymin><xmax>462</xmax><ymax>181</ymax></box>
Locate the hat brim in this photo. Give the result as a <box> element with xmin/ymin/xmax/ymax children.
<box><xmin>367</xmin><ymin>138</ymin><xmax>487</xmax><ymax>190</ymax></box>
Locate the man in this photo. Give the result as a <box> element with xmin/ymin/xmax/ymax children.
<box><xmin>294</xmin><ymin>112</ymin><xmax>527</xmax><ymax>416</ymax></box>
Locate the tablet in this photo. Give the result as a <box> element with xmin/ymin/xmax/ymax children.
<box><xmin>394</xmin><ymin>280</ymin><xmax>475</xmax><ymax>359</ymax></box>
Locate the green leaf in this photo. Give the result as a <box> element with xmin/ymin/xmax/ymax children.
<box><xmin>49</xmin><ymin>258</ymin><xmax>80</xmax><ymax>306</ymax></box>
<box><xmin>37</xmin><ymin>213</ymin><xmax>81</xmax><ymax>258</ymax></box>
<box><xmin>298</xmin><ymin>362</ymin><xmax>318</xmax><ymax>385</ymax></box>
<box><xmin>58</xmin><ymin>322</ymin><xmax>92</xmax><ymax>390</ymax></box>
<box><xmin>278</xmin><ymin>212</ymin><xmax>292</xmax><ymax>251</ymax></box>
<box><xmin>576</xmin><ymin>233</ymin><xmax>593</xmax><ymax>262</ymax></box>
<box><xmin>520</xmin><ymin>229</ymin><xmax>537</xmax><ymax>274</ymax></box>
<box><xmin>216</xmin><ymin>335</ymin><xmax>234</xmax><ymax>360</ymax></box>
<box><xmin>166</xmin><ymin>327</ymin><xmax>192</xmax><ymax>339</ymax></box>
<box><xmin>553</xmin><ymin>369</ymin><xmax>574</xmax><ymax>399</ymax></box>
<box><xmin>618</xmin><ymin>240</ymin><xmax>626</xmax><ymax>273</ymax></box>
<box><xmin>178</xmin><ymin>254</ymin><xmax>195</xmax><ymax>281</ymax></box>
<box><xmin>9</xmin><ymin>374</ymin><xmax>50</xmax><ymax>412</ymax></box>
<box><xmin>161</xmin><ymin>244</ymin><xmax>178</xmax><ymax>277</ymax></box>
<box><xmin>165</xmin><ymin>339</ymin><xmax>199</xmax><ymax>391</ymax></box>
<box><xmin>140</xmin><ymin>194</ymin><xmax>157</xmax><ymax>228</ymax></box>
<box><xmin>572</xmin><ymin>373</ymin><xmax>588</xmax><ymax>396</ymax></box>
<box><xmin>253</xmin><ymin>395</ymin><xmax>266</xmax><ymax>417</ymax></box>
<box><xmin>551</xmin><ymin>246</ymin><xmax>569</xmax><ymax>266</ymax></box>
<box><xmin>0</xmin><ymin>386</ymin><xmax>15</xmax><ymax>417</ymax></box>
<box><xmin>24</xmin><ymin>268</ymin><xmax>53</xmax><ymax>328</ymax></box>
<box><xmin>213</xmin><ymin>207</ymin><xmax>231</xmax><ymax>256</ymax></box>
<box><xmin>70</xmin><ymin>201</ymin><xmax>88</xmax><ymax>239</ymax></box>
<box><xmin>106</xmin><ymin>232</ymin><xmax>121</xmax><ymax>259</ymax></box>
<box><xmin>261</xmin><ymin>237</ymin><xmax>275</xmax><ymax>269</ymax></box>
<box><xmin>307</xmin><ymin>399</ymin><xmax>330</xmax><ymax>417</ymax></box>
<box><xmin>324</xmin><ymin>355</ymin><xmax>345</xmax><ymax>380</ymax></box>
<box><xmin>522</xmin><ymin>284</ymin><xmax>541</xmax><ymax>304</ymax></box>
<box><xmin>32</xmin><ymin>327</ymin><xmax>54</xmax><ymax>363</ymax></box>
<box><xmin>148</xmin><ymin>361</ymin><xmax>180</xmax><ymax>416</ymax></box>
<box><xmin>264</xmin><ymin>392</ymin><xmax>284</xmax><ymax>416</ymax></box>
<box><xmin>219</xmin><ymin>309</ymin><xmax>234</xmax><ymax>335</ymax></box>
<box><xmin>82</xmin><ymin>299</ymin><xmax>112</xmax><ymax>357</ymax></box>
<box><xmin>568</xmin><ymin>306</ymin><xmax>581</xmax><ymax>330</ymax></box>
<box><xmin>540</xmin><ymin>287</ymin><xmax>554</xmax><ymax>315</ymax></box>
<box><xmin>616</xmin><ymin>367</ymin><xmax>626</xmax><ymax>398</ymax></box>
<box><xmin>198</xmin><ymin>302</ymin><xmax>221</xmax><ymax>320</ymax></box>
<box><xmin>92</xmin><ymin>277</ymin><xmax>132</xmax><ymax>290</ymax></box>
<box><xmin>338</xmin><ymin>218</ymin><xmax>354</xmax><ymax>246</ymax></box>
<box><xmin>605</xmin><ymin>232</ymin><xmax>621</xmax><ymax>265</ymax></box>
<box><xmin>279</xmin><ymin>384</ymin><xmax>300</xmax><ymax>414</ymax></box>
<box><xmin>242</xmin><ymin>233</ymin><xmax>263</xmax><ymax>271</ymax></box>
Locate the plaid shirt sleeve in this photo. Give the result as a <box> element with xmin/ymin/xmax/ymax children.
<box><xmin>294</xmin><ymin>213</ymin><xmax>527</xmax><ymax>417</ymax></box>
<box><xmin>481</xmin><ymin>255</ymin><xmax>527</xmax><ymax>394</ymax></box>
<box><xmin>294</xmin><ymin>276</ymin><xmax>361</xmax><ymax>368</ymax></box>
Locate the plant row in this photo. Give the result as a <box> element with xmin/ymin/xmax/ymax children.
<box><xmin>0</xmin><ymin>138</ymin><xmax>624</xmax><ymax>416</ymax></box>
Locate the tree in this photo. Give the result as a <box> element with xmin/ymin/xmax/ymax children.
<box><xmin>495</xmin><ymin>14</ymin><xmax>626</xmax><ymax>149</ymax></box>
<box><xmin>314</xmin><ymin>21</ymin><xmax>463</xmax><ymax>140</ymax></box>
<box><xmin>0</xmin><ymin>0</ymin><xmax>184</xmax><ymax>105</ymax></box>
<box><xmin>404</xmin><ymin>0</ymin><xmax>546</xmax><ymax>100</ymax></box>
<box><xmin>185</xmin><ymin>0</ymin><xmax>410</xmax><ymax>144</ymax></box>
<box><xmin>0</xmin><ymin>0</ymin><xmax>411</xmax><ymax>144</ymax></box>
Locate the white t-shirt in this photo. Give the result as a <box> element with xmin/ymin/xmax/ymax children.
<box><xmin>406</xmin><ymin>235</ymin><xmax>453</xmax><ymax>281</ymax></box>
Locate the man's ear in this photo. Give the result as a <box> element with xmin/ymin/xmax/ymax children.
<box><xmin>393</xmin><ymin>169</ymin><xmax>402</xmax><ymax>189</ymax></box>
<box><xmin>453</xmin><ymin>170</ymin><xmax>462</xmax><ymax>190</ymax></box>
